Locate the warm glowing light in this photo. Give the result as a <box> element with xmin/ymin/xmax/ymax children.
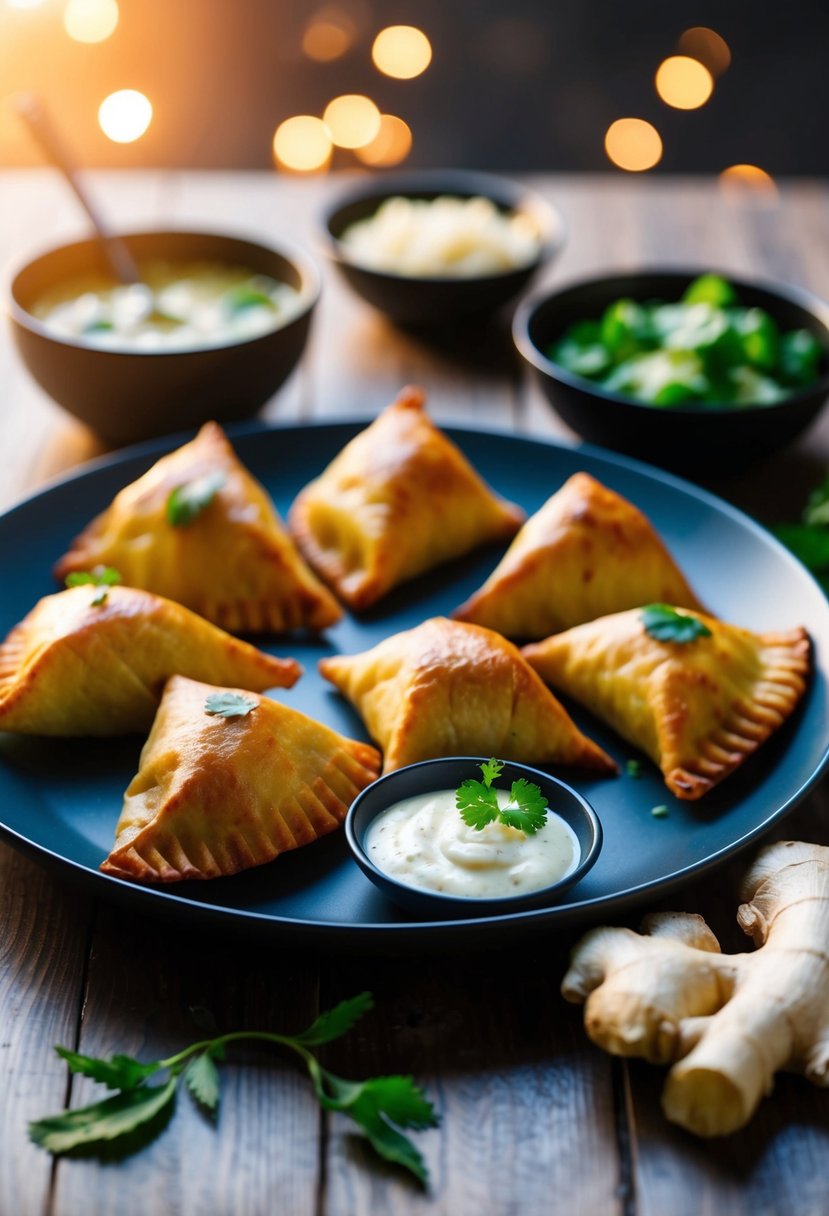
<box><xmin>720</xmin><ymin>164</ymin><xmax>778</xmax><ymax>199</ymax></box>
<box><xmin>98</xmin><ymin>90</ymin><xmax>152</xmax><ymax>143</ymax></box>
<box><xmin>371</xmin><ymin>25</ymin><xmax>432</xmax><ymax>79</ymax></box>
<box><xmin>604</xmin><ymin>118</ymin><xmax>662</xmax><ymax>172</ymax></box>
<box><xmin>355</xmin><ymin>114</ymin><xmax>413</xmax><ymax>166</ymax></box>
<box><xmin>5</xmin><ymin>0</ymin><xmax>46</xmax><ymax>8</ymax></box>
<box><xmin>64</xmin><ymin>0</ymin><xmax>119</xmax><ymax>42</ymax></box>
<box><xmin>302</xmin><ymin>8</ymin><xmax>355</xmax><ymax>62</ymax></box>
<box><xmin>323</xmin><ymin>94</ymin><xmax>381</xmax><ymax>149</ymax></box>
<box><xmin>678</xmin><ymin>26</ymin><xmax>732</xmax><ymax>77</ymax></box>
<box><xmin>273</xmin><ymin>115</ymin><xmax>332</xmax><ymax>172</ymax></box>
<box><xmin>655</xmin><ymin>56</ymin><xmax>714</xmax><ymax>110</ymax></box>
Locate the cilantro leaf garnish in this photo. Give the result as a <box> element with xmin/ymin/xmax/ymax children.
<box><xmin>65</xmin><ymin>566</ymin><xmax>121</xmax><ymax>606</ymax></box>
<box><xmin>625</xmin><ymin>759</ymin><xmax>642</xmax><ymax>778</ymax></box>
<box><xmin>166</xmin><ymin>471</ymin><xmax>226</xmax><ymax>527</ymax></box>
<box><xmin>651</xmin><ymin>804</ymin><xmax>669</xmax><ymax>818</ymax></box>
<box><xmin>456</xmin><ymin>758</ymin><xmax>549</xmax><ymax>835</ymax></box>
<box><xmin>641</xmin><ymin>603</ymin><xmax>712</xmax><ymax>643</ymax></box>
<box><xmin>204</xmin><ymin>692</ymin><xmax>257</xmax><ymax>719</ymax></box>
<box><xmin>30</xmin><ymin>992</ymin><xmax>437</xmax><ymax>1186</ymax></box>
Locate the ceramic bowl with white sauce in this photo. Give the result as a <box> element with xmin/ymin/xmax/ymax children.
<box><xmin>345</xmin><ymin>757</ymin><xmax>602</xmax><ymax>917</ymax></box>
<box><xmin>8</xmin><ymin>230</ymin><xmax>320</xmax><ymax>447</ymax></box>
<box><xmin>322</xmin><ymin>170</ymin><xmax>565</xmax><ymax>328</ymax></box>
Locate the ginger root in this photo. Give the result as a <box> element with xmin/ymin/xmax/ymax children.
<box><xmin>561</xmin><ymin>840</ymin><xmax>829</xmax><ymax>1136</ymax></box>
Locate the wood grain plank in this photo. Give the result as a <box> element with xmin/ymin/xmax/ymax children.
<box><xmin>0</xmin><ymin>845</ymin><xmax>93</xmax><ymax>1216</ymax></box>
<box><xmin>319</xmin><ymin>945</ymin><xmax>622</xmax><ymax>1216</ymax></box>
<box><xmin>50</xmin><ymin>910</ymin><xmax>322</xmax><ymax>1216</ymax></box>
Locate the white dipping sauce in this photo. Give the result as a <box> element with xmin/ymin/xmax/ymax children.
<box><xmin>32</xmin><ymin>259</ymin><xmax>304</xmax><ymax>352</ymax></box>
<box><xmin>365</xmin><ymin>788</ymin><xmax>579</xmax><ymax>900</ymax></box>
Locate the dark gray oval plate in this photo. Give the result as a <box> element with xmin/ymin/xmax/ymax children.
<box><xmin>1</xmin><ymin>422</ymin><xmax>827</xmax><ymax>948</ymax></box>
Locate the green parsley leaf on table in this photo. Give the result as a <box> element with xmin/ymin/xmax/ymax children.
<box><xmin>456</xmin><ymin>758</ymin><xmax>550</xmax><ymax>836</ymax></box>
<box><xmin>641</xmin><ymin>603</ymin><xmax>712</xmax><ymax>644</ymax></box>
<box><xmin>204</xmin><ymin>692</ymin><xmax>257</xmax><ymax>719</ymax></box>
<box><xmin>166</xmin><ymin>471</ymin><xmax>226</xmax><ymax>527</ymax></box>
<box><xmin>294</xmin><ymin>991</ymin><xmax>375</xmax><ymax>1046</ymax></box>
<box><xmin>29</xmin><ymin>1077</ymin><xmax>178</xmax><ymax>1155</ymax></box>
<box><xmin>625</xmin><ymin>759</ymin><xmax>642</xmax><ymax>778</ymax></box>
<box><xmin>773</xmin><ymin>473</ymin><xmax>829</xmax><ymax>594</ymax></box>
<box><xmin>55</xmin><ymin>1047</ymin><xmax>160</xmax><ymax>1090</ymax></box>
<box><xmin>184</xmin><ymin>1052</ymin><xmax>221</xmax><ymax>1115</ymax></box>
<box><xmin>29</xmin><ymin>991</ymin><xmax>437</xmax><ymax>1187</ymax></box>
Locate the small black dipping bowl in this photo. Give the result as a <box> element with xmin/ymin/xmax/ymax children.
<box><xmin>345</xmin><ymin>757</ymin><xmax>602</xmax><ymax>918</ymax></box>
<box><xmin>322</xmin><ymin>170</ymin><xmax>565</xmax><ymax>327</ymax></box>
<box><xmin>513</xmin><ymin>270</ymin><xmax>829</xmax><ymax>477</ymax></box>
<box><xmin>7</xmin><ymin>229</ymin><xmax>320</xmax><ymax>448</ymax></box>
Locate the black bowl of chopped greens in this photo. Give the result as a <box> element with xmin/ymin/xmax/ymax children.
<box><xmin>513</xmin><ymin>270</ymin><xmax>829</xmax><ymax>476</ymax></box>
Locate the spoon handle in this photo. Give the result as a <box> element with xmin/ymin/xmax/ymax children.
<box><xmin>14</xmin><ymin>93</ymin><xmax>141</xmax><ymax>285</ymax></box>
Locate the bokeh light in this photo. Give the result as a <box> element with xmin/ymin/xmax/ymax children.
<box><xmin>323</xmin><ymin>94</ymin><xmax>381</xmax><ymax>148</ymax></box>
<box><xmin>355</xmin><ymin>114</ymin><xmax>413</xmax><ymax>166</ymax></box>
<box><xmin>98</xmin><ymin>90</ymin><xmax>152</xmax><ymax>143</ymax></box>
<box><xmin>720</xmin><ymin>164</ymin><xmax>778</xmax><ymax>198</ymax></box>
<box><xmin>64</xmin><ymin>0</ymin><xmax>119</xmax><ymax>43</ymax></box>
<box><xmin>655</xmin><ymin>56</ymin><xmax>714</xmax><ymax>110</ymax></box>
<box><xmin>302</xmin><ymin>7</ymin><xmax>355</xmax><ymax>62</ymax></box>
<box><xmin>273</xmin><ymin>115</ymin><xmax>332</xmax><ymax>172</ymax></box>
<box><xmin>371</xmin><ymin>25</ymin><xmax>432</xmax><ymax>79</ymax></box>
<box><xmin>678</xmin><ymin>27</ymin><xmax>732</xmax><ymax>77</ymax></box>
<box><xmin>604</xmin><ymin>118</ymin><xmax>662</xmax><ymax>172</ymax></box>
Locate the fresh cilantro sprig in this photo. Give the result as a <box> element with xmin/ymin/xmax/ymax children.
<box><xmin>456</xmin><ymin>758</ymin><xmax>549</xmax><ymax>835</ymax></box>
<box><xmin>166</xmin><ymin>472</ymin><xmax>226</xmax><ymax>527</ymax></box>
<box><xmin>204</xmin><ymin>692</ymin><xmax>257</xmax><ymax>718</ymax></box>
<box><xmin>64</xmin><ymin>566</ymin><xmax>121</xmax><ymax>606</ymax></box>
<box><xmin>29</xmin><ymin>992</ymin><xmax>437</xmax><ymax>1186</ymax></box>
<box><xmin>641</xmin><ymin>603</ymin><xmax>712</xmax><ymax>643</ymax></box>
<box><xmin>774</xmin><ymin>473</ymin><xmax>829</xmax><ymax>593</ymax></box>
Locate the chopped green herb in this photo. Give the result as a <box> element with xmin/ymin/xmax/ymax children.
<box><xmin>651</xmin><ymin>805</ymin><xmax>669</xmax><ymax>819</ymax></box>
<box><xmin>641</xmin><ymin>604</ymin><xmax>712</xmax><ymax>644</ymax></box>
<box><xmin>64</xmin><ymin>566</ymin><xmax>121</xmax><ymax>606</ymax></box>
<box><xmin>166</xmin><ymin>472</ymin><xmax>226</xmax><ymax>527</ymax></box>
<box><xmin>546</xmin><ymin>274</ymin><xmax>823</xmax><ymax>409</ymax></box>
<box><xmin>30</xmin><ymin>992</ymin><xmax>437</xmax><ymax>1186</ymax></box>
<box><xmin>625</xmin><ymin>759</ymin><xmax>642</xmax><ymax>778</ymax></box>
<box><xmin>204</xmin><ymin>692</ymin><xmax>257</xmax><ymax>719</ymax></box>
<box><xmin>456</xmin><ymin>757</ymin><xmax>549</xmax><ymax>835</ymax></box>
<box><xmin>223</xmin><ymin>285</ymin><xmax>276</xmax><ymax>315</ymax></box>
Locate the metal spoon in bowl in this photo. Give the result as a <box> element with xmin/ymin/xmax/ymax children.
<box><xmin>13</xmin><ymin>96</ymin><xmax>188</xmax><ymax>334</ymax></box>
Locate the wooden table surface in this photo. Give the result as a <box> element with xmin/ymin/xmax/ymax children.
<box><xmin>1</xmin><ymin>170</ymin><xmax>828</xmax><ymax>1216</ymax></box>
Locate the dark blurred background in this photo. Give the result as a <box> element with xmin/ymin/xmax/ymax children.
<box><xmin>1</xmin><ymin>0</ymin><xmax>827</xmax><ymax>178</ymax></box>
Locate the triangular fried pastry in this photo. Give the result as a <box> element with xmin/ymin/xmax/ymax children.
<box><xmin>289</xmin><ymin>386</ymin><xmax>525</xmax><ymax>611</ymax></box>
<box><xmin>454</xmin><ymin>472</ymin><xmax>703</xmax><ymax>639</ymax></box>
<box><xmin>0</xmin><ymin>585</ymin><xmax>300</xmax><ymax>736</ymax></box>
<box><xmin>523</xmin><ymin>608</ymin><xmax>810</xmax><ymax>800</ymax></box>
<box><xmin>319</xmin><ymin>616</ymin><xmax>615</xmax><ymax>775</ymax></box>
<box><xmin>101</xmin><ymin>675</ymin><xmax>381</xmax><ymax>882</ymax></box>
<box><xmin>54</xmin><ymin>421</ymin><xmax>341</xmax><ymax>634</ymax></box>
